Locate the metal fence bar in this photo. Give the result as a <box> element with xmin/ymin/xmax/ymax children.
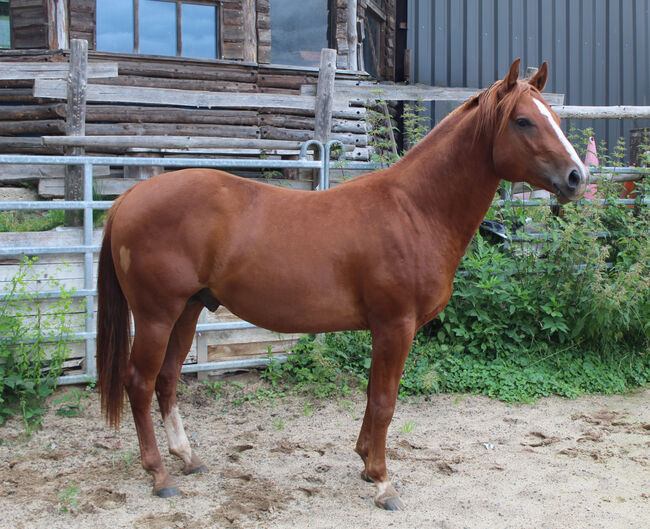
<box><xmin>0</xmin><ymin>148</ymin><xmax>329</xmax><ymax>384</ymax></box>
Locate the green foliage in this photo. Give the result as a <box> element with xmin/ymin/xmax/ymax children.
<box><xmin>402</xmin><ymin>100</ymin><xmax>430</xmax><ymax>151</ymax></box>
<box><xmin>365</xmin><ymin>96</ymin><xmax>430</xmax><ymax>166</ymax></box>
<box><xmin>55</xmin><ymin>382</ymin><xmax>94</xmax><ymax>417</ymax></box>
<box><xmin>263</xmin><ymin>136</ymin><xmax>649</xmax><ymax>403</ymax></box>
<box><xmin>0</xmin><ymin>257</ymin><xmax>76</xmax><ymax>432</ymax></box>
<box><xmin>57</xmin><ymin>482</ymin><xmax>81</xmax><ymax>513</ymax></box>
<box><xmin>0</xmin><ymin>209</ymin><xmax>66</xmax><ymax>232</ymax></box>
<box><xmin>203</xmin><ymin>380</ymin><xmax>226</xmax><ymax>402</ymax></box>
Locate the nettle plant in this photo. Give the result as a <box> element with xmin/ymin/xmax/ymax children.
<box><xmin>0</xmin><ymin>257</ymin><xmax>77</xmax><ymax>433</ymax></box>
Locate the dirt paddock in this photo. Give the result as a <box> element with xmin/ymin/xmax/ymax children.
<box><xmin>0</xmin><ymin>373</ymin><xmax>648</xmax><ymax>529</ymax></box>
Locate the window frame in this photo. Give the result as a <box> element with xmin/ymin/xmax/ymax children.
<box><xmin>98</xmin><ymin>0</ymin><xmax>222</xmax><ymax>59</ymax></box>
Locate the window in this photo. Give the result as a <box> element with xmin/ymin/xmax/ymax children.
<box><xmin>0</xmin><ymin>0</ymin><xmax>9</xmax><ymax>49</ymax></box>
<box><xmin>96</xmin><ymin>0</ymin><xmax>220</xmax><ymax>59</ymax></box>
<box><xmin>270</xmin><ymin>0</ymin><xmax>332</xmax><ymax>67</ymax></box>
<box><xmin>361</xmin><ymin>1</ymin><xmax>386</xmax><ymax>79</ymax></box>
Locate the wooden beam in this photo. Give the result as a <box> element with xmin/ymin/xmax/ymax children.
<box><xmin>47</xmin><ymin>0</ymin><xmax>69</xmax><ymax>50</ymax></box>
<box><xmin>301</xmin><ymin>82</ymin><xmax>566</xmax><ymax>105</ymax></box>
<box><xmin>0</xmin><ymin>62</ymin><xmax>118</xmax><ymax>80</ymax></box>
<box><xmin>33</xmin><ymin>79</ymin><xmax>352</xmax><ymax>112</ymax></box>
<box><xmin>242</xmin><ymin>0</ymin><xmax>257</xmax><ymax>63</ymax></box>
<box><xmin>553</xmin><ymin>106</ymin><xmax>650</xmax><ymax>119</ymax></box>
<box><xmin>347</xmin><ymin>0</ymin><xmax>358</xmax><ymax>71</ymax></box>
<box><xmin>42</xmin><ymin>135</ymin><xmax>307</xmax><ymax>150</ymax></box>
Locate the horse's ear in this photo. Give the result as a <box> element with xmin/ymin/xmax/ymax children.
<box><xmin>528</xmin><ymin>62</ymin><xmax>548</xmax><ymax>92</ymax></box>
<box><xmin>503</xmin><ymin>58</ymin><xmax>521</xmax><ymax>92</ymax></box>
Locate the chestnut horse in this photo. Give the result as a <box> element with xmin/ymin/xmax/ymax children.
<box><xmin>96</xmin><ymin>60</ymin><xmax>587</xmax><ymax>510</ymax></box>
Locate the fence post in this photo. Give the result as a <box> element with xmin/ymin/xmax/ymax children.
<box><xmin>313</xmin><ymin>48</ymin><xmax>337</xmax><ymax>189</ymax></box>
<box><xmin>64</xmin><ymin>39</ymin><xmax>88</xmax><ymax>226</ymax></box>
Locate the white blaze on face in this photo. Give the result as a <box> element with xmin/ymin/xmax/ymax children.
<box><xmin>532</xmin><ymin>98</ymin><xmax>585</xmax><ymax>180</ymax></box>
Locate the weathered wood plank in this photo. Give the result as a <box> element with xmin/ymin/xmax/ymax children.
<box><xmin>0</xmin><ymin>119</ymin><xmax>65</xmax><ymax>134</ymax></box>
<box><xmin>90</xmin><ymin>75</ymin><xmax>257</xmax><ymax>93</ymax></box>
<box><xmin>84</xmin><ymin>106</ymin><xmax>259</xmax><ymax>126</ymax></box>
<box><xmin>0</xmin><ymin>103</ymin><xmax>66</xmax><ymax>120</ymax></box>
<box><xmin>0</xmin><ymin>62</ymin><xmax>118</xmax><ymax>80</ymax></box>
<box><xmin>41</xmin><ymin>135</ymin><xmax>305</xmax><ymax>150</ymax></box>
<box><xmin>0</xmin><ymin>163</ymin><xmax>109</xmax><ymax>183</ymax></box>
<box><xmin>259</xmin><ymin>114</ymin><xmax>367</xmax><ymax>133</ymax></box>
<box><xmin>302</xmin><ymin>82</ymin><xmax>566</xmax><ymax>105</ymax></box>
<box><xmin>554</xmin><ymin>106</ymin><xmax>650</xmax><ymax>119</ymax></box>
<box><xmin>33</xmin><ymin>79</ymin><xmax>352</xmax><ymax>111</ymax></box>
<box><xmin>84</xmin><ymin>123</ymin><xmax>261</xmax><ymax>138</ymax></box>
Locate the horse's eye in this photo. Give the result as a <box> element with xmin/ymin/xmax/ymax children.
<box><xmin>516</xmin><ymin>118</ymin><xmax>532</xmax><ymax>128</ymax></box>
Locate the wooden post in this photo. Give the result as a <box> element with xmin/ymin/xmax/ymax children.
<box><xmin>313</xmin><ymin>48</ymin><xmax>337</xmax><ymax>189</ymax></box>
<box><xmin>47</xmin><ymin>0</ymin><xmax>69</xmax><ymax>50</ymax></box>
<box><xmin>64</xmin><ymin>39</ymin><xmax>88</xmax><ymax>227</ymax></box>
<box><xmin>314</xmin><ymin>48</ymin><xmax>337</xmax><ymax>143</ymax></box>
<box><xmin>404</xmin><ymin>49</ymin><xmax>412</xmax><ymax>84</ymax></box>
<box><xmin>347</xmin><ymin>0</ymin><xmax>358</xmax><ymax>70</ymax></box>
<box><xmin>243</xmin><ymin>0</ymin><xmax>258</xmax><ymax>63</ymax></box>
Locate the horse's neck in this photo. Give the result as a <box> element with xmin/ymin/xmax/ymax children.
<box><xmin>389</xmin><ymin>107</ymin><xmax>501</xmax><ymax>263</ymax></box>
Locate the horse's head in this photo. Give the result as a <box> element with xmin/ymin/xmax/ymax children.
<box><xmin>485</xmin><ymin>59</ymin><xmax>588</xmax><ymax>204</ymax></box>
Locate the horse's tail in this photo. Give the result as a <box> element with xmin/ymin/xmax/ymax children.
<box><xmin>96</xmin><ymin>198</ymin><xmax>131</xmax><ymax>429</ymax></box>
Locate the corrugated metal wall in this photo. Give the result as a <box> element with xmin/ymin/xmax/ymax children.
<box><xmin>407</xmin><ymin>0</ymin><xmax>650</xmax><ymax>158</ymax></box>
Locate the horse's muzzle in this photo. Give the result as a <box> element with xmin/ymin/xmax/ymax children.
<box><xmin>555</xmin><ymin>165</ymin><xmax>589</xmax><ymax>204</ymax></box>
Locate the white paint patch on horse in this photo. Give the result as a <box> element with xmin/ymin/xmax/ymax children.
<box><xmin>163</xmin><ymin>405</ymin><xmax>193</xmax><ymax>463</ymax></box>
<box><xmin>532</xmin><ymin>98</ymin><xmax>585</xmax><ymax>179</ymax></box>
<box><xmin>119</xmin><ymin>246</ymin><xmax>131</xmax><ymax>274</ymax></box>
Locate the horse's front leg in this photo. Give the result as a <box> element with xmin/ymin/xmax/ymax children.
<box><xmin>355</xmin><ymin>319</ymin><xmax>415</xmax><ymax>510</ymax></box>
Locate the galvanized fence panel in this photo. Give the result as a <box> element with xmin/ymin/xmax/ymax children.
<box><xmin>0</xmin><ymin>145</ymin><xmax>334</xmax><ymax>384</ymax></box>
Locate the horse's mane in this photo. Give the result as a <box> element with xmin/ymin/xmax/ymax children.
<box><xmin>449</xmin><ymin>79</ymin><xmax>538</xmax><ymax>143</ymax></box>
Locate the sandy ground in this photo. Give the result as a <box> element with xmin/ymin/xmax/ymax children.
<box><xmin>0</xmin><ymin>373</ymin><xmax>648</xmax><ymax>529</ymax></box>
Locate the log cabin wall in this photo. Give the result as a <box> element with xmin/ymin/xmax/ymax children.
<box><xmin>9</xmin><ymin>0</ymin><xmax>48</xmax><ymax>49</ymax></box>
<box><xmin>0</xmin><ymin>1</ymin><xmax>400</xmax><ymax>190</ymax></box>
<box><xmin>69</xmin><ymin>0</ymin><xmax>94</xmax><ymax>47</ymax></box>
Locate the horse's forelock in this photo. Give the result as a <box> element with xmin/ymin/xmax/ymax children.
<box><xmin>456</xmin><ymin>80</ymin><xmax>535</xmax><ymax>144</ymax></box>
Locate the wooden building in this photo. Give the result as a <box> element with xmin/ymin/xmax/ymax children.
<box><xmin>1</xmin><ymin>0</ymin><xmax>408</xmax><ymax>190</ymax></box>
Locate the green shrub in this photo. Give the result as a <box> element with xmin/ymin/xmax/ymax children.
<box><xmin>0</xmin><ymin>257</ymin><xmax>77</xmax><ymax>432</ymax></box>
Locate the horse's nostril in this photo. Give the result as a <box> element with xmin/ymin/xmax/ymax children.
<box><xmin>567</xmin><ymin>169</ymin><xmax>581</xmax><ymax>191</ymax></box>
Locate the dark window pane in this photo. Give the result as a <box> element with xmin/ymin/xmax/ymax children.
<box><xmin>270</xmin><ymin>0</ymin><xmax>329</xmax><ymax>67</ymax></box>
<box><xmin>182</xmin><ymin>3</ymin><xmax>217</xmax><ymax>59</ymax></box>
<box><xmin>97</xmin><ymin>0</ymin><xmax>134</xmax><ymax>53</ymax></box>
<box><xmin>140</xmin><ymin>0</ymin><xmax>176</xmax><ymax>56</ymax></box>
<box><xmin>362</xmin><ymin>11</ymin><xmax>382</xmax><ymax>78</ymax></box>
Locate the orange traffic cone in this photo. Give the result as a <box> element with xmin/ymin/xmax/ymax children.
<box><xmin>584</xmin><ymin>136</ymin><xmax>599</xmax><ymax>200</ymax></box>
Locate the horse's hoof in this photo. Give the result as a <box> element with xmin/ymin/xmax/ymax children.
<box><xmin>376</xmin><ymin>495</ymin><xmax>405</xmax><ymax>511</ymax></box>
<box><xmin>360</xmin><ymin>470</ymin><xmax>373</xmax><ymax>483</ymax></box>
<box><xmin>184</xmin><ymin>464</ymin><xmax>208</xmax><ymax>475</ymax></box>
<box><xmin>155</xmin><ymin>486</ymin><xmax>181</xmax><ymax>498</ymax></box>
<box><xmin>374</xmin><ymin>482</ymin><xmax>404</xmax><ymax>511</ymax></box>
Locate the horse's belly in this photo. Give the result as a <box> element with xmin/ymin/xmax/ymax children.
<box><xmin>214</xmin><ymin>274</ymin><xmax>365</xmax><ymax>334</ymax></box>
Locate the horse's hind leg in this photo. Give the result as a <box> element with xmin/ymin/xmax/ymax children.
<box><xmin>124</xmin><ymin>314</ymin><xmax>180</xmax><ymax>497</ymax></box>
<box><xmin>155</xmin><ymin>301</ymin><xmax>207</xmax><ymax>475</ymax></box>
